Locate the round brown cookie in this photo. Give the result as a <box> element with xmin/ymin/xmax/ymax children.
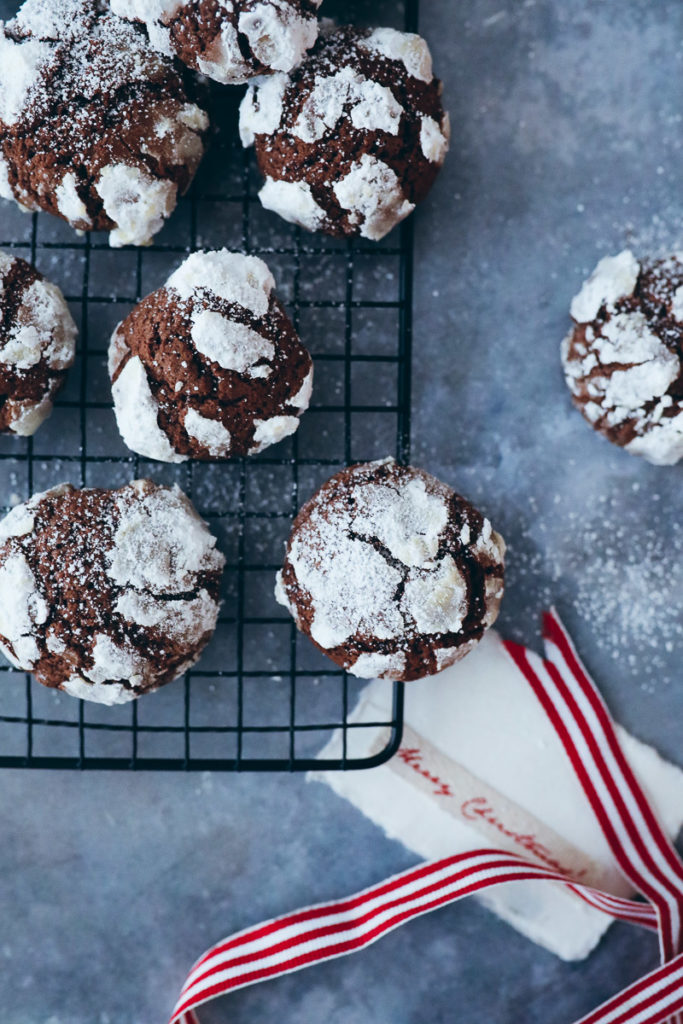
<box><xmin>275</xmin><ymin>458</ymin><xmax>505</xmax><ymax>681</ymax></box>
<box><xmin>239</xmin><ymin>24</ymin><xmax>450</xmax><ymax>241</ymax></box>
<box><xmin>110</xmin><ymin>0</ymin><xmax>322</xmax><ymax>86</ymax></box>
<box><xmin>0</xmin><ymin>250</ymin><xmax>77</xmax><ymax>436</ymax></box>
<box><xmin>109</xmin><ymin>250</ymin><xmax>313</xmax><ymax>462</ymax></box>
<box><xmin>562</xmin><ymin>249</ymin><xmax>683</xmax><ymax>466</ymax></box>
<box><xmin>0</xmin><ymin>480</ymin><xmax>225</xmax><ymax>705</ymax></box>
<box><xmin>0</xmin><ymin>0</ymin><xmax>209</xmax><ymax>247</ymax></box>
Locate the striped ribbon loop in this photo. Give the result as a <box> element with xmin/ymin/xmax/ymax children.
<box><xmin>170</xmin><ymin>610</ymin><xmax>683</xmax><ymax>1024</ymax></box>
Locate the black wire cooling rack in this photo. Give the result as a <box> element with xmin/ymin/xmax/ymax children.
<box><xmin>0</xmin><ymin>0</ymin><xmax>420</xmax><ymax>771</ymax></box>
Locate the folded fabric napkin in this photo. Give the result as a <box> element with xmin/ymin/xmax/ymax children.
<box><xmin>311</xmin><ymin>631</ymin><xmax>683</xmax><ymax>960</ymax></box>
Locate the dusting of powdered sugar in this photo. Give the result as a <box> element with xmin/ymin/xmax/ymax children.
<box><xmin>351</xmin><ymin>650</ymin><xmax>407</xmax><ymax>680</ymax></box>
<box><xmin>61</xmin><ymin>675</ymin><xmax>137</xmax><ymax>706</ymax></box>
<box><xmin>167</xmin><ymin>250</ymin><xmax>275</xmax><ymax>316</ymax></box>
<box><xmin>291</xmin><ymin>67</ymin><xmax>404</xmax><ymax>143</ymax></box>
<box><xmin>290</xmin><ymin>366</ymin><xmax>314</xmax><ymax>409</ymax></box>
<box><xmin>0</xmin><ymin>30</ymin><xmax>54</xmax><ymax>125</ymax></box>
<box><xmin>420</xmin><ymin>114</ymin><xmax>450</xmax><ymax>165</ymax></box>
<box><xmin>0</xmin><ymin>2</ymin><xmax>207</xmax><ymax>246</ymax></box>
<box><xmin>358</xmin><ymin>27</ymin><xmax>434</xmax><ymax>84</ymax></box>
<box><xmin>96</xmin><ymin>164</ymin><xmax>177</xmax><ymax>248</ymax></box>
<box><xmin>258</xmin><ymin>178</ymin><xmax>326</xmax><ymax>233</ymax></box>
<box><xmin>276</xmin><ymin>459</ymin><xmax>506</xmax><ymax>674</ymax></box>
<box><xmin>107</xmin><ymin>481</ymin><xmax>225</xmax><ymax>594</ymax></box>
<box><xmin>184</xmin><ymin>407</ymin><xmax>232</xmax><ymax>457</ymax></box>
<box><xmin>250</xmin><ymin>414</ymin><xmax>301</xmax><ymax>453</ymax></box>
<box><xmin>564</xmin><ymin>249</ymin><xmax>683</xmax><ymax>465</ymax></box>
<box><xmin>0</xmin><ymin>257</ymin><xmax>76</xmax><ymax>373</ymax></box>
<box><xmin>0</xmin><ymin>480</ymin><xmax>225</xmax><ymax>703</ymax></box>
<box><xmin>333</xmin><ymin>155</ymin><xmax>415</xmax><ymax>241</ymax></box>
<box><xmin>55</xmin><ymin>171</ymin><xmax>91</xmax><ymax>227</ymax></box>
<box><xmin>0</xmin><ymin>550</ymin><xmax>48</xmax><ymax>667</ymax></box>
<box><xmin>569</xmin><ymin>249</ymin><xmax>640</xmax><ymax>323</ymax></box>
<box><xmin>112</xmin><ymin>0</ymin><xmax>319</xmax><ymax>85</ymax></box>
<box><xmin>239</xmin><ymin>73</ymin><xmax>289</xmax><ymax>146</ymax></box>
<box><xmin>197</xmin><ymin>20</ymin><xmax>250</xmax><ymax>83</ymax></box>
<box><xmin>506</xmin><ymin>485</ymin><xmax>683</xmax><ymax>692</ymax></box>
<box><xmin>190</xmin><ymin>309</ymin><xmax>275</xmax><ymax>376</ymax></box>
<box><xmin>111</xmin><ymin>354</ymin><xmax>188</xmax><ymax>464</ymax></box>
<box><xmin>116</xmin><ymin>588</ymin><xmax>219</xmax><ymax>645</ymax></box>
<box><xmin>238</xmin><ymin>2</ymin><xmax>318</xmax><ymax>76</ymax></box>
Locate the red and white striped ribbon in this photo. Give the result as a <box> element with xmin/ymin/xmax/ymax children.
<box><xmin>170</xmin><ymin>610</ymin><xmax>683</xmax><ymax>1024</ymax></box>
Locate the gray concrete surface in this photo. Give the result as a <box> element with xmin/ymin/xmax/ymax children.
<box><xmin>0</xmin><ymin>1</ymin><xmax>681</xmax><ymax>1022</ymax></box>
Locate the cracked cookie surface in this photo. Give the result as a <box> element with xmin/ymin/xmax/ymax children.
<box><xmin>0</xmin><ymin>479</ymin><xmax>225</xmax><ymax>704</ymax></box>
<box><xmin>0</xmin><ymin>250</ymin><xmax>77</xmax><ymax>436</ymax></box>
<box><xmin>239</xmin><ymin>24</ymin><xmax>450</xmax><ymax>240</ymax></box>
<box><xmin>110</xmin><ymin>0</ymin><xmax>322</xmax><ymax>85</ymax></box>
<box><xmin>275</xmin><ymin>458</ymin><xmax>505</xmax><ymax>681</ymax></box>
<box><xmin>109</xmin><ymin>250</ymin><xmax>313</xmax><ymax>462</ymax></box>
<box><xmin>562</xmin><ymin>249</ymin><xmax>683</xmax><ymax>465</ymax></box>
<box><xmin>0</xmin><ymin>0</ymin><xmax>209</xmax><ymax>246</ymax></box>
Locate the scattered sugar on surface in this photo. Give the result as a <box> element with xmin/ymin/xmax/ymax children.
<box><xmin>503</xmin><ymin>483</ymin><xmax>683</xmax><ymax>691</ymax></box>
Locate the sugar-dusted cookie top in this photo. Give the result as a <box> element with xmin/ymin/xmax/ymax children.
<box><xmin>110</xmin><ymin>0</ymin><xmax>322</xmax><ymax>85</ymax></box>
<box><xmin>240</xmin><ymin>25</ymin><xmax>449</xmax><ymax>240</ymax></box>
<box><xmin>276</xmin><ymin>458</ymin><xmax>505</xmax><ymax>681</ymax></box>
<box><xmin>0</xmin><ymin>480</ymin><xmax>225</xmax><ymax>704</ymax></box>
<box><xmin>0</xmin><ymin>0</ymin><xmax>209</xmax><ymax>246</ymax></box>
<box><xmin>109</xmin><ymin>250</ymin><xmax>313</xmax><ymax>462</ymax></box>
<box><xmin>0</xmin><ymin>250</ymin><xmax>77</xmax><ymax>436</ymax></box>
<box><xmin>563</xmin><ymin>249</ymin><xmax>683</xmax><ymax>465</ymax></box>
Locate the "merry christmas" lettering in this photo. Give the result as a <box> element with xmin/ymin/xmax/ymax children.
<box><xmin>397</xmin><ymin>746</ymin><xmax>453</xmax><ymax>797</ymax></box>
<box><xmin>461</xmin><ymin>797</ymin><xmax>586</xmax><ymax>878</ymax></box>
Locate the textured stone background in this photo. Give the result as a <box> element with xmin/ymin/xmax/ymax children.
<box><xmin>0</xmin><ymin>1</ymin><xmax>681</xmax><ymax>1022</ymax></box>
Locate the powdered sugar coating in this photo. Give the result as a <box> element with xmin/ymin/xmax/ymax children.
<box><xmin>291</xmin><ymin>67</ymin><xmax>404</xmax><ymax>143</ymax></box>
<box><xmin>258</xmin><ymin>178</ymin><xmax>326</xmax><ymax>232</ymax></box>
<box><xmin>166</xmin><ymin>251</ymin><xmax>275</xmax><ymax>316</ymax></box>
<box><xmin>55</xmin><ymin>170</ymin><xmax>91</xmax><ymax>227</ymax></box>
<box><xmin>184</xmin><ymin>407</ymin><xmax>233</xmax><ymax>457</ymax></box>
<box><xmin>111</xmin><ymin>0</ymin><xmax>321</xmax><ymax>85</ymax></box>
<box><xmin>240</xmin><ymin>25</ymin><xmax>449</xmax><ymax>241</ymax></box>
<box><xmin>0</xmin><ymin>1</ymin><xmax>208</xmax><ymax>246</ymax></box>
<box><xmin>111</xmin><ymin>354</ymin><xmax>188</xmax><ymax>463</ymax></box>
<box><xmin>110</xmin><ymin>250</ymin><xmax>313</xmax><ymax>461</ymax></box>
<box><xmin>563</xmin><ymin>250</ymin><xmax>683</xmax><ymax>465</ymax></box>
<box><xmin>569</xmin><ymin>250</ymin><xmax>640</xmax><ymax>323</ymax></box>
<box><xmin>96</xmin><ymin>164</ymin><xmax>177</xmax><ymax>248</ymax></box>
<box><xmin>333</xmin><ymin>155</ymin><xmax>415</xmax><ymax>242</ymax></box>
<box><xmin>249</xmin><ymin>414</ymin><xmax>301</xmax><ymax>453</ymax></box>
<box><xmin>190</xmin><ymin>311</ymin><xmax>275</xmax><ymax>376</ymax></box>
<box><xmin>107</xmin><ymin>480</ymin><xmax>224</xmax><ymax>593</ymax></box>
<box><xmin>61</xmin><ymin>675</ymin><xmax>137</xmax><ymax>706</ymax></box>
<box><xmin>0</xmin><ymin>251</ymin><xmax>77</xmax><ymax>436</ymax></box>
<box><xmin>0</xmin><ymin>31</ymin><xmax>53</xmax><ymax>126</ymax></box>
<box><xmin>239</xmin><ymin>73</ymin><xmax>289</xmax><ymax>146</ymax></box>
<box><xmin>351</xmin><ymin>650</ymin><xmax>407</xmax><ymax>679</ymax></box>
<box><xmin>359</xmin><ymin>27</ymin><xmax>434</xmax><ymax>84</ymax></box>
<box><xmin>276</xmin><ymin>459</ymin><xmax>506</xmax><ymax>681</ymax></box>
<box><xmin>420</xmin><ymin>113</ymin><xmax>450</xmax><ymax>164</ymax></box>
<box><xmin>0</xmin><ymin>480</ymin><xmax>224</xmax><ymax>703</ymax></box>
<box><xmin>0</xmin><ymin>550</ymin><xmax>48</xmax><ymax>667</ymax></box>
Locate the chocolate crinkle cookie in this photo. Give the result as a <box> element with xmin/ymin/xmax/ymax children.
<box><xmin>0</xmin><ymin>0</ymin><xmax>209</xmax><ymax>247</ymax></box>
<box><xmin>109</xmin><ymin>250</ymin><xmax>313</xmax><ymax>462</ymax></box>
<box><xmin>275</xmin><ymin>459</ymin><xmax>505</xmax><ymax>681</ymax></box>
<box><xmin>0</xmin><ymin>480</ymin><xmax>225</xmax><ymax>705</ymax></box>
<box><xmin>110</xmin><ymin>0</ymin><xmax>322</xmax><ymax>85</ymax></box>
<box><xmin>563</xmin><ymin>249</ymin><xmax>683</xmax><ymax>465</ymax></box>
<box><xmin>0</xmin><ymin>251</ymin><xmax>76</xmax><ymax>436</ymax></box>
<box><xmin>239</xmin><ymin>24</ymin><xmax>450</xmax><ymax>241</ymax></box>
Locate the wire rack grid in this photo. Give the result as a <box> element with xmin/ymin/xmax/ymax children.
<box><xmin>0</xmin><ymin>0</ymin><xmax>421</xmax><ymax>771</ymax></box>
